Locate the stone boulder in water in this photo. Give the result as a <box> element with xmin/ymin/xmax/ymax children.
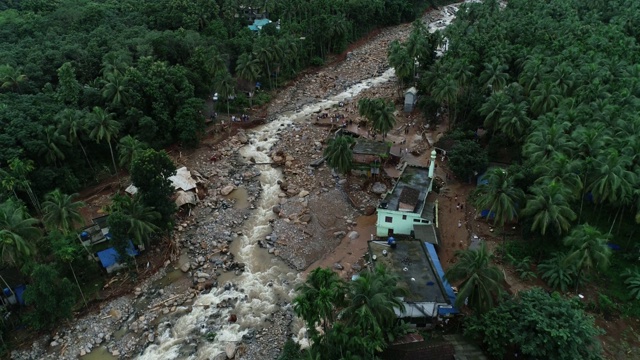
<box><xmin>220</xmin><ymin>185</ymin><xmax>235</xmax><ymax>196</ymax></box>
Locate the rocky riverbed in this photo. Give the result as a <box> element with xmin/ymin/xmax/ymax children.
<box><xmin>12</xmin><ymin>3</ymin><xmax>465</xmax><ymax>360</ymax></box>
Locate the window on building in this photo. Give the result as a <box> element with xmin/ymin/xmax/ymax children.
<box><xmin>402</xmin><ymin>215</ymin><xmax>407</xmax><ymax>220</ymax></box>
<box><xmin>422</xmin><ymin>220</ymin><xmax>429</xmax><ymax>223</ymax></box>
<box><xmin>413</xmin><ymin>219</ymin><xmax>420</xmax><ymax>223</ymax></box>
<box><xmin>385</xmin><ymin>216</ymin><xmax>393</xmax><ymax>223</ymax></box>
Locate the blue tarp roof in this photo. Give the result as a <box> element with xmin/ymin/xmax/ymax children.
<box><xmin>14</xmin><ymin>284</ymin><xmax>26</xmax><ymax>305</ymax></box>
<box><xmin>480</xmin><ymin>209</ymin><xmax>496</xmax><ymax>219</ymax></box>
<box><xmin>96</xmin><ymin>240</ymin><xmax>139</xmax><ymax>268</ymax></box>
<box><xmin>425</xmin><ymin>242</ymin><xmax>459</xmax><ymax>315</ymax></box>
<box><xmin>248</xmin><ymin>18</ymin><xmax>272</xmax><ymax>31</ymax></box>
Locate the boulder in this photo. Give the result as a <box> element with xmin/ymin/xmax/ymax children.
<box><xmin>363</xmin><ymin>205</ymin><xmax>376</xmax><ymax>216</ymax></box>
<box><xmin>236</xmin><ymin>132</ymin><xmax>248</xmax><ymax>144</ymax></box>
<box><xmin>196</xmin><ymin>272</ymin><xmax>210</xmax><ymax>279</ymax></box>
<box><xmin>272</xmin><ymin>205</ymin><xmax>281</xmax><ymax>214</ymax></box>
<box><xmin>333</xmin><ymin>263</ymin><xmax>344</xmax><ymax>270</ymax></box>
<box><xmin>371</xmin><ymin>182</ymin><xmax>387</xmax><ymax>195</ymax></box>
<box><xmin>348</xmin><ymin>231</ymin><xmax>359</xmax><ymax>240</ymax></box>
<box><xmin>298</xmin><ymin>214</ymin><xmax>311</xmax><ymax>223</ymax></box>
<box><xmin>180</xmin><ymin>262</ymin><xmax>191</xmax><ymax>273</ymax></box>
<box><xmin>225</xmin><ymin>342</ymin><xmax>237</xmax><ymax>359</ymax></box>
<box><xmin>333</xmin><ymin>231</ymin><xmax>346</xmax><ymax>238</ymax></box>
<box><xmin>298</xmin><ymin>190</ymin><xmax>309</xmax><ymax>197</ymax></box>
<box><xmin>220</xmin><ymin>185</ymin><xmax>235</xmax><ymax>196</ymax></box>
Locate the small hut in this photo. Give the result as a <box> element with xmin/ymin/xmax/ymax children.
<box><xmin>404</xmin><ymin>87</ymin><xmax>418</xmax><ymax>112</ymax></box>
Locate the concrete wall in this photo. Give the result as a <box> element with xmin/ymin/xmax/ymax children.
<box><xmin>376</xmin><ymin>208</ymin><xmax>432</xmax><ymax>236</ymax></box>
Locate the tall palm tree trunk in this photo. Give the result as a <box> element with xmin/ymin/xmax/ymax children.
<box><xmin>78</xmin><ymin>140</ymin><xmax>96</xmax><ymax>175</ymax></box>
<box><xmin>107</xmin><ymin>141</ymin><xmax>120</xmax><ymax>184</ymax></box>
<box><xmin>69</xmin><ymin>263</ymin><xmax>88</xmax><ymax>308</ymax></box>
<box><xmin>26</xmin><ymin>186</ymin><xmax>41</xmax><ymax>214</ymax></box>
<box><xmin>266</xmin><ymin>63</ymin><xmax>273</xmax><ymax>90</ymax></box>
<box><xmin>608</xmin><ymin>207</ymin><xmax>620</xmax><ymax>235</ymax></box>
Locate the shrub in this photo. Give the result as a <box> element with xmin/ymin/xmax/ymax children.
<box><xmin>538</xmin><ymin>252</ymin><xmax>576</xmax><ymax>292</ymax></box>
<box><xmin>621</xmin><ymin>269</ymin><xmax>640</xmax><ymax>300</ymax></box>
<box><xmin>23</xmin><ymin>264</ymin><xmax>76</xmax><ymax>330</ymax></box>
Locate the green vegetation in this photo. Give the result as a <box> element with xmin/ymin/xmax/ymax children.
<box><xmin>379</xmin><ymin>0</ymin><xmax>640</xmax><ymax>356</ymax></box>
<box><xmin>23</xmin><ymin>264</ymin><xmax>76</xmax><ymax>330</ymax></box>
<box><xmin>444</xmin><ymin>243</ymin><xmax>504</xmax><ymax>313</ymax></box>
<box><xmin>293</xmin><ymin>266</ymin><xmax>409</xmax><ymax>359</ymax></box>
<box><xmin>324</xmin><ymin>135</ymin><xmax>355</xmax><ymax>175</ymax></box>
<box><xmin>358</xmin><ymin>98</ymin><xmax>397</xmax><ymax>140</ymax></box>
<box><xmin>465</xmin><ymin>288</ymin><xmax>603</xmax><ymax>360</ymax></box>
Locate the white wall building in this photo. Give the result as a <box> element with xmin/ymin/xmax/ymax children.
<box><xmin>376</xmin><ymin>150</ymin><xmax>437</xmax><ymax>237</ymax></box>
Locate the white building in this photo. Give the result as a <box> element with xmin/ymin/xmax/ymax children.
<box><xmin>376</xmin><ymin>150</ymin><xmax>437</xmax><ymax>237</ymax></box>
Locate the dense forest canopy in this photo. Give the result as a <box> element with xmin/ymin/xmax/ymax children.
<box><xmin>0</xmin><ymin>0</ymin><xmax>437</xmax><ymax>199</ymax></box>
<box><xmin>420</xmin><ymin>0</ymin><xmax>640</xmax><ymax>226</ymax></box>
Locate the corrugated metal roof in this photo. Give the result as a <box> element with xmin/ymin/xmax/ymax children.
<box><xmin>413</xmin><ymin>224</ymin><xmax>438</xmax><ymax>245</ymax></box>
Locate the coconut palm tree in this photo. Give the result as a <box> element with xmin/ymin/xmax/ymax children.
<box><xmin>293</xmin><ymin>267</ymin><xmax>346</xmax><ymax>338</ymax></box>
<box><xmin>388</xmin><ymin>40</ymin><xmax>413</xmax><ymax>86</ymax></box>
<box><xmin>5</xmin><ymin>158</ymin><xmax>40</xmax><ymax>213</ymax></box>
<box><xmin>254</xmin><ymin>42</ymin><xmax>275</xmax><ymax>89</ymax></box>
<box><xmin>342</xmin><ymin>265</ymin><xmax>407</xmax><ymax>340</ymax></box>
<box><xmin>236</xmin><ymin>53</ymin><xmax>262</xmax><ymax>85</ymax></box>
<box><xmin>101</xmin><ymin>51</ymin><xmax>131</xmax><ymax>76</ymax></box>
<box><xmin>549</xmin><ymin>63</ymin><xmax>576</xmax><ymax>97</ymax></box>
<box><xmin>208</xmin><ymin>51</ymin><xmax>227</xmax><ymax>79</ymax></box>
<box><xmin>101</xmin><ymin>71</ymin><xmax>130</xmax><ymax>106</ymax></box>
<box><xmin>39</xmin><ymin>126</ymin><xmax>70</xmax><ymax>167</ymax></box>
<box><xmin>474</xmin><ymin>168</ymin><xmax>524</xmax><ymax>244</ymax></box>
<box><xmin>445</xmin><ymin>242</ymin><xmax>504</xmax><ymax>313</ymax></box>
<box><xmin>214</xmin><ymin>71</ymin><xmax>235</xmax><ymax>116</ymax></box>
<box><xmin>57</xmin><ymin>109</ymin><xmax>95</xmax><ymax>174</ymax></box>
<box><xmin>109</xmin><ymin>195</ymin><xmax>160</xmax><ymax>247</ymax></box>
<box><xmin>480</xmin><ymin>91</ymin><xmax>510</xmax><ymax>132</ymax></box>
<box><xmin>521</xmin><ymin>182</ymin><xmax>577</xmax><ymax>237</ymax></box>
<box><xmin>324</xmin><ymin>135</ymin><xmax>355</xmax><ymax>175</ymax></box>
<box><xmin>117</xmin><ymin>135</ymin><xmax>148</xmax><ymax>169</ymax></box>
<box><xmin>589</xmin><ymin>149</ymin><xmax>637</xmax><ymax>207</ymax></box>
<box><xmin>0</xmin><ymin>65</ymin><xmax>28</xmax><ymax>93</ymax></box>
<box><xmin>518</xmin><ymin>55</ymin><xmax>548</xmax><ymax>95</ymax></box>
<box><xmin>368</xmin><ymin>99</ymin><xmax>396</xmax><ymax>140</ymax></box>
<box><xmin>563</xmin><ymin>224</ymin><xmax>612</xmax><ymax>293</ymax></box>
<box><xmin>41</xmin><ymin>190</ymin><xmax>85</xmax><ymax>234</ymax></box>
<box><xmin>534</xmin><ymin>153</ymin><xmax>583</xmax><ymax>199</ymax></box>
<box><xmin>530</xmin><ymin>81</ymin><xmax>562</xmax><ymax>117</ymax></box>
<box><xmin>88</xmin><ymin>106</ymin><xmax>120</xmax><ymax>177</ymax></box>
<box><xmin>497</xmin><ymin>101</ymin><xmax>530</xmax><ymax>142</ymax></box>
<box><xmin>0</xmin><ymin>199</ymin><xmax>40</xmax><ymax>265</ymax></box>
<box><xmin>235</xmin><ymin>52</ymin><xmax>261</xmax><ymax>108</ymax></box>
<box><xmin>479</xmin><ymin>59</ymin><xmax>509</xmax><ymax>93</ymax></box>
<box><xmin>522</xmin><ymin>120</ymin><xmax>573</xmax><ymax>164</ymax></box>
<box><xmin>49</xmin><ymin>231</ymin><xmax>88</xmax><ymax>307</ymax></box>
<box><xmin>431</xmin><ymin>74</ymin><xmax>459</xmax><ymax>129</ymax></box>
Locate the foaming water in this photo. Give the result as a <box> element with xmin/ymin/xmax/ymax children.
<box><xmin>137</xmin><ymin>58</ymin><xmax>397</xmax><ymax>360</ymax></box>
